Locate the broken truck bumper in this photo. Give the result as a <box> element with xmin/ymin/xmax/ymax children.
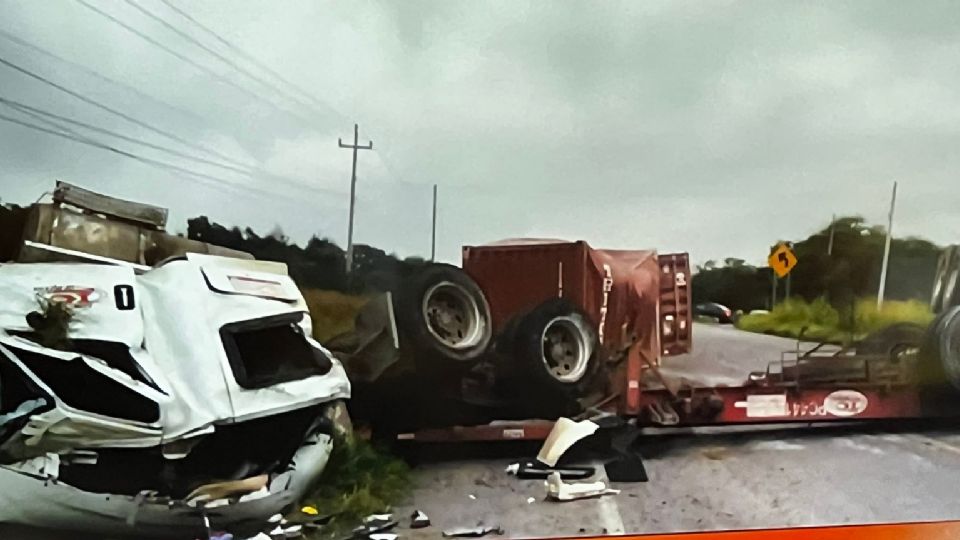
<box><xmin>0</xmin><ymin>417</ymin><xmax>335</xmax><ymax>538</ymax></box>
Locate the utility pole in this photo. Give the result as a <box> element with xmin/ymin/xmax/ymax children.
<box><xmin>338</xmin><ymin>124</ymin><xmax>373</xmax><ymax>274</ymax></box>
<box><xmin>827</xmin><ymin>213</ymin><xmax>836</xmax><ymax>256</ymax></box>
<box><xmin>877</xmin><ymin>181</ymin><xmax>898</xmax><ymax>309</ymax></box>
<box><xmin>430</xmin><ymin>184</ymin><xmax>438</xmax><ymax>262</ymax></box>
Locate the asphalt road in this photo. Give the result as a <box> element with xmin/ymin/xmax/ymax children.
<box><xmin>396</xmin><ymin>324</ymin><xmax>960</xmax><ymax>538</ymax></box>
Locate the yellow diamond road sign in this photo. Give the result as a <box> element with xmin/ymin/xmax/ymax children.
<box><xmin>769</xmin><ymin>243</ymin><xmax>798</xmax><ymax>278</ymax></box>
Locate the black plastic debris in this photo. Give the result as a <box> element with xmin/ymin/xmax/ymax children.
<box><xmin>603</xmin><ymin>429</ymin><xmax>648</xmax><ymax>482</ymax></box>
<box><xmin>410</xmin><ymin>510</ymin><xmax>431</xmax><ymax>529</ymax></box>
<box><xmin>442</xmin><ymin>524</ymin><xmax>504</xmax><ymax>538</ymax></box>
<box><xmin>507</xmin><ymin>460</ymin><xmax>595</xmax><ymax>480</ymax></box>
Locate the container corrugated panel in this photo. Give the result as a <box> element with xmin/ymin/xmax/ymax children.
<box><xmin>657</xmin><ymin>252</ymin><xmax>692</xmax><ymax>356</ymax></box>
<box><xmin>462</xmin><ymin>240</ymin><xmax>663</xmax><ymax>357</ymax></box>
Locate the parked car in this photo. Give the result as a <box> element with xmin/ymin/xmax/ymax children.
<box><xmin>695</xmin><ymin>302</ymin><xmax>734</xmax><ymax>323</ymax></box>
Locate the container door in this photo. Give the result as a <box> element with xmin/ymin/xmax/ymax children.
<box><xmin>658</xmin><ymin>253</ymin><xmax>692</xmax><ymax>356</ymax></box>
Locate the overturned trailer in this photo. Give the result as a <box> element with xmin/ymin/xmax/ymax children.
<box><xmin>397</xmin><ymin>240</ymin><xmax>960</xmax><ymax>442</ymax></box>
<box><xmin>0</xmin><ymin>183</ymin><xmax>350</xmax><ymax>537</ymax></box>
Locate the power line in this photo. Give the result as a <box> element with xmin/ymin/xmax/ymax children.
<box><xmin>0</xmin><ymin>96</ymin><xmax>249</xmax><ymax>175</ymax></box>
<box><xmin>124</xmin><ymin>0</ymin><xmax>322</xmax><ymax>118</ymax></box>
<box><xmin>0</xmin><ymin>110</ymin><xmax>255</xmax><ymax>197</ymax></box>
<box><xmin>73</xmin><ymin>0</ymin><xmax>315</xmax><ymax>125</ymax></box>
<box><xmin>0</xmin><ymin>53</ymin><xmax>251</xmax><ymax>169</ymax></box>
<box><xmin>0</xmin><ymin>32</ymin><xmax>342</xmax><ymax>197</ymax></box>
<box><xmin>0</xmin><ymin>28</ymin><xmax>204</xmax><ymax>126</ymax></box>
<box><xmin>157</xmin><ymin>0</ymin><xmax>344</xmax><ymax>120</ymax></box>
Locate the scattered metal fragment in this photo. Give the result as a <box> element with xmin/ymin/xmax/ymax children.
<box><xmin>536</xmin><ymin>418</ymin><xmax>599</xmax><ymax>467</ymax></box>
<box><xmin>544</xmin><ymin>472</ymin><xmax>620</xmax><ymax>501</ymax></box>
<box><xmin>442</xmin><ymin>524</ymin><xmax>504</xmax><ymax>537</ymax></box>
<box><xmin>410</xmin><ymin>509</ymin><xmax>431</xmax><ymax>529</ymax></box>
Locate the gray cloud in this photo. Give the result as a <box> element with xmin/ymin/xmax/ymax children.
<box><xmin>1</xmin><ymin>0</ymin><xmax>958</xmax><ymax>267</ymax></box>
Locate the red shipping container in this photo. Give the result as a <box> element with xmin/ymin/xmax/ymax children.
<box><xmin>461</xmin><ymin>239</ymin><xmax>691</xmax><ymax>363</ymax></box>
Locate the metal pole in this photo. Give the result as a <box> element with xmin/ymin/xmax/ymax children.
<box><xmin>786</xmin><ymin>272</ymin><xmax>791</xmax><ymax>299</ymax></box>
<box><xmin>827</xmin><ymin>213</ymin><xmax>836</xmax><ymax>256</ymax></box>
<box><xmin>430</xmin><ymin>184</ymin><xmax>438</xmax><ymax>262</ymax></box>
<box><xmin>877</xmin><ymin>181</ymin><xmax>898</xmax><ymax>308</ymax></box>
<box><xmin>771</xmin><ymin>271</ymin><xmax>777</xmax><ymax>309</ymax></box>
<box><xmin>338</xmin><ymin>123</ymin><xmax>373</xmax><ymax>274</ymax></box>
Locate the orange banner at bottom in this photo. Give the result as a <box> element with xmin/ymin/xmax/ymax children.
<box><xmin>570</xmin><ymin>520</ymin><xmax>960</xmax><ymax>540</ymax></box>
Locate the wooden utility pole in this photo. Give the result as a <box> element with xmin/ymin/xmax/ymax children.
<box><xmin>338</xmin><ymin>124</ymin><xmax>373</xmax><ymax>274</ymax></box>
<box><xmin>430</xmin><ymin>184</ymin><xmax>438</xmax><ymax>262</ymax></box>
<box><xmin>877</xmin><ymin>181</ymin><xmax>898</xmax><ymax>308</ymax></box>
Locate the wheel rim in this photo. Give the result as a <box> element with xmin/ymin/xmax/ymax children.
<box><xmin>421</xmin><ymin>281</ymin><xmax>484</xmax><ymax>350</ymax></box>
<box><xmin>540</xmin><ymin>316</ymin><xmax>590</xmax><ymax>383</ymax></box>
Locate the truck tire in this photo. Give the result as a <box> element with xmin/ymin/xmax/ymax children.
<box><xmin>932</xmin><ymin>247</ymin><xmax>959</xmax><ymax>313</ymax></box>
<box><xmin>395</xmin><ymin>263</ymin><xmax>492</xmax><ymax>365</ymax></box>
<box><xmin>856</xmin><ymin>322</ymin><xmax>925</xmax><ymax>359</ymax></box>
<box><xmin>918</xmin><ymin>306</ymin><xmax>960</xmax><ymax>390</ymax></box>
<box><xmin>514</xmin><ymin>298</ymin><xmax>598</xmax><ymax>397</ymax></box>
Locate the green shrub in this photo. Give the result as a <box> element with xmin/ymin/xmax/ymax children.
<box><xmin>736</xmin><ymin>297</ymin><xmax>933</xmax><ymax>343</ymax></box>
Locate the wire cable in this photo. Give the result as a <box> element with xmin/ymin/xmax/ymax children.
<box><xmin>74</xmin><ymin>0</ymin><xmax>315</xmax><ymax>125</ymax></box>
<box><xmin>0</xmin><ymin>54</ymin><xmax>252</xmax><ymax>169</ymax></box>
<box><xmin>157</xmin><ymin>0</ymin><xmax>345</xmax><ymax>120</ymax></box>
<box><xmin>124</xmin><ymin>0</ymin><xmax>322</xmax><ymax>118</ymax></box>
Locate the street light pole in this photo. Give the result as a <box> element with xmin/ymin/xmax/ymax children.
<box><xmin>877</xmin><ymin>181</ymin><xmax>898</xmax><ymax>309</ymax></box>
<box><xmin>338</xmin><ymin>124</ymin><xmax>373</xmax><ymax>274</ymax></box>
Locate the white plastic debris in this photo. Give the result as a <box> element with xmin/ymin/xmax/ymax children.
<box><xmin>410</xmin><ymin>509</ymin><xmax>431</xmax><ymax>529</ymax></box>
<box><xmin>526</xmin><ymin>497</ymin><xmax>535</xmax><ymax>504</ymax></box>
<box><xmin>369</xmin><ymin>534</ymin><xmax>397</xmax><ymax>540</ymax></box>
<box><xmin>545</xmin><ymin>471</ymin><xmax>620</xmax><ymax>501</ymax></box>
<box><xmin>536</xmin><ymin>418</ymin><xmax>599</xmax><ymax>467</ymax></box>
<box><xmin>442</xmin><ymin>524</ymin><xmax>504</xmax><ymax>537</ymax></box>
<box><xmin>504</xmin><ymin>463</ymin><xmax>520</xmax><ymax>475</ymax></box>
<box><xmin>281</xmin><ymin>525</ymin><xmax>303</xmax><ymax>538</ymax></box>
<box><xmin>468</xmin><ymin>494</ymin><xmax>477</xmax><ymax>500</ymax></box>
<box><xmin>268</xmin><ymin>513</ymin><xmax>284</xmax><ymax>524</ymax></box>
<box><xmin>364</xmin><ymin>513</ymin><xmax>393</xmax><ymax>524</ymax></box>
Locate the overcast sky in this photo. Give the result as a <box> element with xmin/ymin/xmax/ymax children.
<box><xmin>1</xmin><ymin>0</ymin><xmax>959</xmax><ymax>266</ymax></box>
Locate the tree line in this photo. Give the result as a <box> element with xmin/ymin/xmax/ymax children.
<box><xmin>691</xmin><ymin>216</ymin><xmax>942</xmax><ymax>312</ymax></box>
<box><xmin>186</xmin><ymin>216</ymin><xmax>426</xmax><ymax>293</ymax></box>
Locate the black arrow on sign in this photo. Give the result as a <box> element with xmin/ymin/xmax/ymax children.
<box><xmin>778</xmin><ymin>252</ymin><xmax>789</xmax><ymax>266</ymax></box>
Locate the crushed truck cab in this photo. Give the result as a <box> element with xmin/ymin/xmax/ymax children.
<box><xmin>0</xmin><ymin>254</ymin><xmax>350</xmax><ymax>537</ymax></box>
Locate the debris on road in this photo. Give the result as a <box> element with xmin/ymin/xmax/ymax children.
<box><xmin>526</xmin><ymin>497</ymin><xmax>536</xmax><ymax>504</ymax></box>
<box><xmin>442</xmin><ymin>523</ymin><xmax>504</xmax><ymax>537</ymax></box>
<box><xmin>544</xmin><ymin>472</ymin><xmax>620</xmax><ymax>501</ymax></box>
<box><xmin>505</xmin><ymin>460</ymin><xmax>595</xmax><ymax>480</ymax></box>
<box><xmin>301</xmin><ymin>505</ymin><xmax>320</xmax><ymax>516</ymax></box>
<box><xmin>410</xmin><ymin>509</ymin><xmax>431</xmax><ymax>529</ymax></box>
<box><xmin>536</xmin><ymin>418</ymin><xmax>599</xmax><ymax>466</ymax></box>
<box><xmin>369</xmin><ymin>534</ymin><xmax>398</xmax><ymax>540</ymax></box>
<box><xmin>468</xmin><ymin>494</ymin><xmax>477</xmax><ymax>500</ymax></box>
<box><xmin>364</xmin><ymin>513</ymin><xmax>394</xmax><ymax>524</ymax></box>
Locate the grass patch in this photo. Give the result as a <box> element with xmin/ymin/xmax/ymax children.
<box><xmin>302</xmin><ymin>436</ymin><xmax>411</xmax><ymax>537</ymax></box>
<box><xmin>302</xmin><ymin>289</ymin><xmax>370</xmax><ymax>343</ymax></box>
<box><xmin>736</xmin><ymin>297</ymin><xmax>934</xmax><ymax>344</ymax></box>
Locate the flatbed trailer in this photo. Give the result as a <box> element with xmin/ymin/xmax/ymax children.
<box><xmin>396</xmin><ymin>325</ymin><xmax>959</xmax><ymax>442</ymax></box>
